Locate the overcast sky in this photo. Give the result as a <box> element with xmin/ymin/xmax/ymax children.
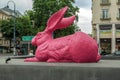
<box><xmin>0</xmin><ymin>0</ymin><xmax>92</xmax><ymax>34</ymax></box>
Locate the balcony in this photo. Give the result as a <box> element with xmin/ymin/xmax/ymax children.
<box><xmin>100</xmin><ymin>0</ymin><xmax>111</xmax><ymax>6</ymax></box>
<box><xmin>100</xmin><ymin>16</ymin><xmax>111</xmax><ymax>20</ymax></box>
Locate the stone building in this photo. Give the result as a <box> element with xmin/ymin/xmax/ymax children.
<box><xmin>0</xmin><ymin>6</ymin><xmax>21</xmax><ymax>53</ymax></box>
<box><xmin>92</xmin><ymin>0</ymin><xmax>120</xmax><ymax>54</ymax></box>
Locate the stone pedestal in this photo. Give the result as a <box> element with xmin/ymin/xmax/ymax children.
<box><xmin>0</xmin><ymin>59</ymin><xmax>120</xmax><ymax>80</ymax></box>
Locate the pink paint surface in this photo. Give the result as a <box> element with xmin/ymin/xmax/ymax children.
<box><xmin>24</xmin><ymin>6</ymin><xmax>101</xmax><ymax>63</ymax></box>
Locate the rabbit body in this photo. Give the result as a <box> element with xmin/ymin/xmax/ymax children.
<box><xmin>24</xmin><ymin>6</ymin><xmax>101</xmax><ymax>62</ymax></box>
<box><xmin>25</xmin><ymin>31</ymin><xmax>101</xmax><ymax>62</ymax></box>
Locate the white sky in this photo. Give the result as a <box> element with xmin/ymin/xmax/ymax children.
<box><xmin>0</xmin><ymin>0</ymin><xmax>92</xmax><ymax>34</ymax></box>
<box><xmin>77</xmin><ymin>8</ymin><xmax>92</xmax><ymax>34</ymax></box>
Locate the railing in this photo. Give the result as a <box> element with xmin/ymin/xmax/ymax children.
<box><xmin>100</xmin><ymin>0</ymin><xmax>111</xmax><ymax>6</ymax></box>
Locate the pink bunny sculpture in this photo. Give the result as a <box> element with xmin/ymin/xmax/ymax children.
<box><xmin>24</xmin><ymin>6</ymin><xmax>101</xmax><ymax>63</ymax></box>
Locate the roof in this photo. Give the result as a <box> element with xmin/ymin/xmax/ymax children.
<box><xmin>0</xmin><ymin>6</ymin><xmax>22</xmax><ymax>17</ymax></box>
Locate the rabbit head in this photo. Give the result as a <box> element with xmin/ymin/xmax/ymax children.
<box><xmin>31</xmin><ymin>31</ymin><xmax>52</xmax><ymax>46</ymax></box>
<box><xmin>32</xmin><ymin>6</ymin><xmax>75</xmax><ymax>46</ymax></box>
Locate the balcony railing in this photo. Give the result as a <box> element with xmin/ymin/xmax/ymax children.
<box><xmin>100</xmin><ymin>0</ymin><xmax>111</xmax><ymax>6</ymax></box>
<box><xmin>100</xmin><ymin>14</ymin><xmax>111</xmax><ymax>20</ymax></box>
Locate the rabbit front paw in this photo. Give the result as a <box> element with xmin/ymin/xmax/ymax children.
<box><xmin>24</xmin><ymin>57</ymin><xmax>40</xmax><ymax>62</ymax></box>
<box><xmin>47</xmin><ymin>58</ymin><xmax>58</xmax><ymax>62</ymax></box>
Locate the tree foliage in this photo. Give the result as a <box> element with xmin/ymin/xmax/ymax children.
<box><xmin>32</xmin><ymin>0</ymin><xmax>79</xmax><ymax>38</ymax></box>
<box><xmin>0</xmin><ymin>15</ymin><xmax>35</xmax><ymax>40</ymax></box>
<box><xmin>0</xmin><ymin>0</ymin><xmax>79</xmax><ymax>41</ymax></box>
<box><xmin>0</xmin><ymin>19</ymin><xmax>13</xmax><ymax>39</ymax></box>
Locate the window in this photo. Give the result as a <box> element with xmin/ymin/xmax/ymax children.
<box><xmin>118</xmin><ymin>0</ymin><xmax>120</xmax><ymax>3</ymax></box>
<box><xmin>119</xmin><ymin>9</ymin><xmax>120</xmax><ymax>18</ymax></box>
<box><xmin>117</xmin><ymin>8</ymin><xmax>120</xmax><ymax>19</ymax></box>
<box><xmin>2</xmin><ymin>16</ymin><xmax>3</xmax><ymax>20</ymax></box>
<box><xmin>117</xmin><ymin>0</ymin><xmax>120</xmax><ymax>5</ymax></box>
<box><xmin>101</xmin><ymin>0</ymin><xmax>109</xmax><ymax>4</ymax></box>
<box><xmin>116</xmin><ymin>24</ymin><xmax>120</xmax><ymax>30</ymax></box>
<box><xmin>102</xmin><ymin>9</ymin><xmax>109</xmax><ymax>19</ymax></box>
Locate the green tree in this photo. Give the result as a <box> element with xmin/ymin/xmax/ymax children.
<box><xmin>24</xmin><ymin>10</ymin><xmax>35</xmax><ymax>21</ymax></box>
<box><xmin>0</xmin><ymin>15</ymin><xmax>36</xmax><ymax>41</ymax></box>
<box><xmin>0</xmin><ymin>16</ymin><xmax>36</xmax><ymax>52</ymax></box>
<box><xmin>0</xmin><ymin>19</ymin><xmax>13</xmax><ymax>39</ymax></box>
<box><xmin>16</xmin><ymin>15</ymin><xmax>35</xmax><ymax>37</ymax></box>
<box><xmin>32</xmin><ymin>0</ymin><xmax>79</xmax><ymax>37</ymax></box>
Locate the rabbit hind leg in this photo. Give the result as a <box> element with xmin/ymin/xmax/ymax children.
<box><xmin>47</xmin><ymin>58</ymin><xmax>58</xmax><ymax>62</ymax></box>
<box><xmin>47</xmin><ymin>58</ymin><xmax>74</xmax><ymax>63</ymax></box>
<box><xmin>59</xmin><ymin>59</ymin><xmax>74</xmax><ymax>62</ymax></box>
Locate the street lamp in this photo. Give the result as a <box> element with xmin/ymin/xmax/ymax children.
<box><xmin>7</xmin><ymin>0</ymin><xmax>16</xmax><ymax>55</ymax></box>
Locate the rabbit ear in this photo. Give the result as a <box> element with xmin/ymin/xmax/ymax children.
<box><xmin>56</xmin><ymin>16</ymin><xmax>75</xmax><ymax>29</ymax></box>
<box><xmin>45</xmin><ymin>6</ymin><xmax>68</xmax><ymax>32</ymax></box>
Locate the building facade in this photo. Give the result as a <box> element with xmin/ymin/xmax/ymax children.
<box><xmin>92</xmin><ymin>0</ymin><xmax>120</xmax><ymax>54</ymax></box>
<box><xmin>0</xmin><ymin>6</ymin><xmax>21</xmax><ymax>53</ymax></box>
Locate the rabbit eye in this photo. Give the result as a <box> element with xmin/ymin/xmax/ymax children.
<box><xmin>36</xmin><ymin>36</ymin><xmax>41</xmax><ymax>39</ymax></box>
<box><xmin>37</xmin><ymin>33</ymin><xmax>41</xmax><ymax>35</ymax></box>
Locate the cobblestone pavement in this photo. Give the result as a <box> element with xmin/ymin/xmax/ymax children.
<box><xmin>0</xmin><ymin>53</ymin><xmax>13</xmax><ymax>57</ymax></box>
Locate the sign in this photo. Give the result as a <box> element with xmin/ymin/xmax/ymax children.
<box><xmin>99</xmin><ymin>25</ymin><xmax>112</xmax><ymax>30</ymax></box>
<box><xmin>22</xmin><ymin>36</ymin><xmax>34</xmax><ymax>41</ymax></box>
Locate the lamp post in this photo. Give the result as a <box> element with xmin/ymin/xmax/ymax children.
<box><xmin>7</xmin><ymin>0</ymin><xmax>16</xmax><ymax>55</ymax></box>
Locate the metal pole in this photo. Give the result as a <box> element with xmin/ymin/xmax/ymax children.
<box><xmin>7</xmin><ymin>0</ymin><xmax>16</xmax><ymax>56</ymax></box>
